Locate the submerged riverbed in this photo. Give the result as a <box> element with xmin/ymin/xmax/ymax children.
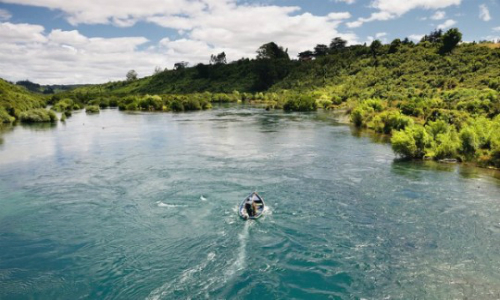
<box><xmin>1</xmin><ymin>106</ymin><xmax>500</xmax><ymax>299</ymax></box>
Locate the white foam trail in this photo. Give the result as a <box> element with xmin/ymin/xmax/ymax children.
<box><xmin>225</xmin><ymin>221</ymin><xmax>250</xmax><ymax>278</ymax></box>
<box><xmin>156</xmin><ymin>201</ymin><xmax>186</xmax><ymax>208</ymax></box>
<box><xmin>146</xmin><ymin>252</ymin><xmax>216</xmax><ymax>300</ymax></box>
<box><xmin>146</xmin><ymin>220</ymin><xmax>251</xmax><ymax>299</ymax></box>
<box><xmin>200</xmin><ymin>195</ymin><xmax>207</xmax><ymax>201</ymax></box>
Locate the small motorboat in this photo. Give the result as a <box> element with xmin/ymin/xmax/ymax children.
<box><xmin>239</xmin><ymin>192</ymin><xmax>265</xmax><ymax>220</ymax></box>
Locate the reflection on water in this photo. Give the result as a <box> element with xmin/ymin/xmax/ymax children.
<box><xmin>19</xmin><ymin>122</ymin><xmax>58</xmax><ymax>131</ymax></box>
<box><xmin>1</xmin><ymin>105</ymin><xmax>500</xmax><ymax>299</ymax></box>
<box><xmin>349</xmin><ymin>126</ymin><xmax>392</xmax><ymax>144</ymax></box>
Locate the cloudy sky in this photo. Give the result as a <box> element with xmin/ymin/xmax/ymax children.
<box><xmin>0</xmin><ymin>0</ymin><xmax>499</xmax><ymax>85</ymax></box>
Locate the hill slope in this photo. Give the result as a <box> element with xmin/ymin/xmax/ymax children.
<box><xmin>0</xmin><ymin>79</ymin><xmax>46</xmax><ymax>123</ymax></box>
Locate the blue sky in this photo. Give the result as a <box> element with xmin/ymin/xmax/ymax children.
<box><xmin>0</xmin><ymin>0</ymin><xmax>499</xmax><ymax>84</ymax></box>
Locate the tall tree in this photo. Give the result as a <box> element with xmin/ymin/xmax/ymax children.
<box><xmin>421</xmin><ymin>29</ymin><xmax>443</xmax><ymax>43</ymax></box>
<box><xmin>256</xmin><ymin>42</ymin><xmax>289</xmax><ymax>60</ymax></box>
<box><xmin>210</xmin><ymin>52</ymin><xmax>227</xmax><ymax>64</ymax></box>
<box><xmin>329</xmin><ymin>37</ymin><xmax>347</xmax><ymax>51</ymax></box>
<box><xmin>388</xmin><ymin>38</ymin><xmax>402</xmax><ymax>54</ymax></box>
<box><xmin>313</xmin><ymin>44</ymin><xmax>329</xmax><ymax>57</ymax></box>
<box><xmin>370</xmin><ymin>40</ymin><xmax>382</xmax><ymax>58</ymax></box>
<box><xmin>174</xmin><ymin>61</ymin><xmax>189</xmax><ymax>70</ymax></box>
<box><xmin>440</xmin><ymin>28</ymin><xmax>462</xmax><ymax>54</ymax></box>
<box><xmin>126</xmin><ymin>70</ymin><xmax>138</xmax><ymax>81</ymax></box>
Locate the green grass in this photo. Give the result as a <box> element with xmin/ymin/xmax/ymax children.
<box><xmin>0</xmin><ymin>79</ymin><xmax>47</xmax><ymax>123</ymax></box>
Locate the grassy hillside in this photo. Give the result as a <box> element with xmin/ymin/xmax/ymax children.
<box><xmin>0</xmin><ymin>79</ymin><xmax>47</xmax><ymax>123</ymax></box>
<box><xmin>69</xmin><ymin>58</ymin><xmax>263</xmax><ymax>97</ymax></box>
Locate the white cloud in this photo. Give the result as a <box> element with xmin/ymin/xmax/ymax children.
<box><xmin>0</xmin><ymin>9</ymin><xmax>11</xmax><ymax>21</ymax></box>
<box><xmin>0</xmin><ymin>1</ymin><xmax>360</xmax><ymax>84</ymax></box>
<box><xmin>437</xmin><ymin>19</ymin><xmax>457</xmax><ymax>29</ymax></box>
<box><xmin>0</xmin><ymin>0</ymin><xmax>206</xmax><ymax>27</ymax></box>
<box><xmin>375</xmin><ymin>32</ymin><xmax>387</xmax><ymax>38</ymax></box>
<box><xmin>348</xmin><ymin>0</ymin><xmax>460</xmax><ymax>27</ymax></box>
<box><xmin>328</xmin><ymin>12</ymin><xmax>351</xmax><ymax>20</ymax></box>
<box><xmin>409</xmin><ymin>34</ymin><xmax>424</xmax><ymax>41</ymax></box>
<box><xmin>431</xmin><ymin>10</ymin><xmax>446</xmax><ymax>20</ymax></box>
<box><xmin>494</xmin><ymin>27</ymin><xmax>500</xmax><ymax>32</ymax></box>
<box><xmin>347</xmin><ymin>11</ymin><xmax>393</xmax><ymax>28</ymax></box>
<box><xmin>0</xmin><ymin>22</ymin><xmax>47</xmax><ymax>43</ymax></box>
<box><xmin>0</xmin><ymin>24</ymin><xmax>157</xmax><ymax>84</ymax></box>
<box><xmin>479</xmin><ymin>4</ymin><xmax>491</xmax><ymax>22</ymax></box>
<box><xmin>335</xmin><ymin>0</ymin><xmax>356</xmax><ymax>4</ymax></box>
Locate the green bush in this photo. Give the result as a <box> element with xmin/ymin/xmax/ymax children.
<box><xmin>283</xmin><ymin>95</ymin><xmax>317</xmax><ymax>111</ymax></box>
<box><xmin>85</xmin><ymin>105</ymin><xmax>100</xmax><ymax>114</ymax></box>
<box><xmin>139</xmin><ymin>95</ymin><xmax>163</xmax><ymax>111</ymax></box>
<box><xmin>0</xmin><ymin>107</ymin><xmax>15</xmax><ymax>123</ymax></box>
<box><xmin>52</xmin><ymin>98</ymin><xmax>74</xmax><ymax>112</ymax></box>
<box><xmin>19</xmin><ymin>109</ymin><xmax>57</xmax><ymax>123</ymax></box>
<box><xmin>369</xmin><ymin>110</ymin><xmax>414</xmax><ymax>134</ymax></box>
<box><xmin>331</xmin><ymin>95</ymin><xmax>343</xmax><ymax>105</ymax></box>
<box><xmin>184</xmin><ymin>98</ymin><xmax>202</xmax><ymax>111</ymax></box>
<box><xmin>170</xmin><ymin>100</ymin><xmax>184</xmax><ymax>112</ymax></box>
<box><xmin>433</xmin><ymin>129</ymin><xmax>461</xmax><ymax>159</ymax></box>
<box><xmin>459</xmin><ymin>126</ymin><xmax>478</xmax><ymax>157</ymax></box>
<box><xmin>350</xmin><ymin>105</ymin><xmax>374</xmax><ymax>127</ymax></box>
<box><xmin>125</xmin><ymin>102</ymin><xmax>138</xmax><ymax>111</ymax></box>
<box><xmin>391</xmin><ymin>125</ymin><xmax>431</xmax><ymax>158</ymax></box>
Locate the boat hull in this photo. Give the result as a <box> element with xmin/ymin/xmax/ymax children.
<box><xmin>239</xmin><ymin>192</ymin><xmax>265</xmax><ymax>220</ymax></box>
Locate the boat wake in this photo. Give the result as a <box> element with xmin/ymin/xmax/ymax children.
<box><xmin>156</xmin><ymin>201</ymin><xmax>187</xmax><ymax>208</ymax></box>
<box><xmin>225</xmin><ymin>221</ymin><xmax>250</xmax><ymax>278</ymax></box>
<box><xmin>146</xmin><ymin>221</ymin><xmax>251</xmax><ymax>300</ymax></box>
<box><xmin>145</xmin><ymin>252</ymin><xmax>217</xmax><ymax>300</ymax></box>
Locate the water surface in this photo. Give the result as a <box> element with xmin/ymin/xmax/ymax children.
<box><xmin>1</xmin><ymin>106</ymin><xmax>500</xmax><ymax>299</ymax></box>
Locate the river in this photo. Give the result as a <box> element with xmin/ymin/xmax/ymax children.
<box><xmin>1</xmin><ymin>106</ymin><xmax>500</xmax><ymax>299</ymax></box>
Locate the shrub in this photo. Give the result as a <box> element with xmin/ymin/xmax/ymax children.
<box><xmin>85</xmin><ymin>105</ymin><xmax>100</xmax><ymax>114</ymax></box>
<box><xmin>125</xmin><ymin>102</ymin><xmax>138</xmax><ymax>111</ymax></box>
<box><xmin>283</xmin><ymin>95</ymin><xmax>317</xmax><ymax>111</ymax></box>
<box><xmin>19</xmin><ymin>109</ymin><xmax>57</xmax><ymax>123</ymax></box>
<box><xmin>318</xmin><ymin>98</ymin><xmax>333</xmax><ymax>109</ymax></box>
<box><xmin>170</xmin><ymin>100</ymin><xmax>184</xmax><ymax>112</ymax></box>
<box><xmin>0</xmin><ymin>107</ymin><xmax>15</xmax><ymax>123</ymax></box>
<box><xmin>391</xmin><ymin>125</ymin><xmax>431</xmax><ymax>158</ymax></box>
<box><xmin>369</xmin><ymin>110</ymin><xmax>414</xmax><ymax>134</ymax></box>
<box><xmin>459</xmin><ymin>126</ymin><xmax>478</xmax><ymax>157</ymax></box>
<box><xmin>52</xmin><ymin>99</ymin><xmax>74</xmax><ymax>112</ymax></box>
<box><xmin>184</xmin><ymin>98</ymin><xmax>202</xmax><ymax>111</ymax></box>
<box><xmin>139</xmin><ymin>95</ymin><xmax>163</xmax><ymax>111</ymax></box>
<box><xmin>433</xmin><ymin>129</ymin><xmax>461</xmax><ymax>159</ymax></box>
<box><xmin>350</xmin><ymin>105</ymin><xmax>374</xmax><ymax>127</ymax></box>
<box><xmin>331</xmin><ymin>95</ymin><xmax>343</xmax><ymax>105</ymax></box>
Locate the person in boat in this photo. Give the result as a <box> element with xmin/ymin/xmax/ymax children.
<box><xmin>251</xmin><ymin>201</ymin><xmax>258</xmax><ymax>216</ymax></box>
<box><xmin>245</xmin><ymin>197</ymin><xmax>255</xmax><ymax>217</ymax></box>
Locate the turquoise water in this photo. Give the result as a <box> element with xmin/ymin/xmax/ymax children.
<box><xmin>1</xmin><ymin>106</ymin><xmax>500</xmax><ymax>299</ymax></box>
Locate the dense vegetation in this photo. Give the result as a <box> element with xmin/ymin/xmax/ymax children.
<box><xmin>2</xmin><ymin>28</ymin><xmax>500</xmax><ymax>167</ymax></box>
<box><xmin>19</xmin><ymin>109</ymin><xmax>57</xmax><ymax>123</ymax></box>
<box><xmin>0</xmin><ymin>79</ymin><xmax>47</xmax><ymax>123</ymax></box>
